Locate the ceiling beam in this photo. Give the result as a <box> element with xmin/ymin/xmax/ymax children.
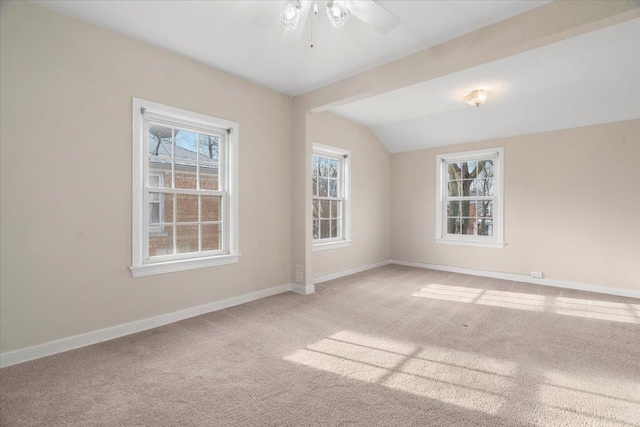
<box><xmin>295</xmin><ymin>0</ymin><xmax>640</xmax><ymax>113</ymax></box>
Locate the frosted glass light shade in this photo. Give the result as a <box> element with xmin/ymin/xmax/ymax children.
<box><xmin>464</xmin><ymin>90</ymin><xmax>491</xmax><ymax>107</ymax></box>
<box><xmin>280</xmin><ymin>1</ymin><xmax>302</xmax><ymax>31</ymax></box>
<box><xmin>326</xmin><ymin>1</ymin><xmax>350</xmax><ymax>28</ymax></box>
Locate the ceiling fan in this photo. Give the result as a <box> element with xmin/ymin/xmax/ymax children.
<box><xmin>279</xmin><ymin>0</ymin><xmax>399</xmax><ymax>48</ymax></box>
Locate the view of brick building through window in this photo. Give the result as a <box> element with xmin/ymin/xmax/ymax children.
<box><xmin>147</xmin><ymin>125</ymin><xmax>222</xmax><ymax>257</ymax></box>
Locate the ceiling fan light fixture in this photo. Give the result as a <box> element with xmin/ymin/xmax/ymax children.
<box><xmin>464</xmin><ymin>89</ymin><xmax>491</xmax><ymax>107</ymax></box>
<box><xmin>280</xmin><ymin>0</ymin><xmax>302</xmax><ymax>31</ymax></box>
<box><xmin>326</xmin><ymin>1</ymin><xmax>350</xmax><ymax>28</ymax></box>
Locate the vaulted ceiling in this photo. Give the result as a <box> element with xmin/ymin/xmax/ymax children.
<box><xmin>35</xmin><ymin>1</ymin><xmax>639</xmax><ymax>151</ymax></box>
<box><xmin>35</xmin><ymin>0</ymin><xmax>547</xmax><ymax>96</ymax></box>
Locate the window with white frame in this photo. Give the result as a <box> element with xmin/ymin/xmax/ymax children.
<box><xmin>312</xmin><ymin>143</ymin><xmax>351</xmax><ymax>250</ymax></box>
<box><xmin>435</xmin><ymin>147</ymin><xmax>504</xmax><ymax>248</ymax></box>
<box><xmin>131</xmin><ymin>98</ymin><xmax>239</xmax><ymax>277</ymax></box>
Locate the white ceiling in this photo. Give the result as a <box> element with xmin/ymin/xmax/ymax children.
<box><xmin>35</xmin><ymin>0</ymin><xmax>547</xmax><ymax>96</ymax></box>
<box><xmin>330</xmin><ymin>18</ymin><xmax>640</xmax><ymax>152</ymax></box>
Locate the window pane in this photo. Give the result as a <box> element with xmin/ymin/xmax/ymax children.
<box><xmin>318</xmin><ymin>178</ymin><xmax>328</xmax><ymax>197</ymax></box>
<box><xmin>176</xmin><ymin>225</ymin><xmax>199</xmax><ymax>254</ymax></box>
<box><xmin>175</xmin><ymin>162</ymin><xmax>197</xmax><ymax>189</ymax></box>
<box><xmin>447</xmin><ymin>180</ymin><xmax>459</xmax><ymax>197</ymax></box>
<box><xmin>477</xmin><ymin>178</ymin><xmax>494</xmax><ymax>196</ymax></box>
<box><xmin>319</xmin><ymin>157</ymin><xmax>329</xmax><ymax>177</ymax></box>
<box><xmin>312</xmin><ymin>177</ymin><xmax>318</xmax><ymax>196</ymax></box>
<box><xmin>478</xmin><ymin>159</ymin><xmax>494</xmax><ymax>178</ymax></box>
<box><xmin>148</xmin><ymin>168</ymin><xmax>171</xmax><ymax>188</ymax></box>
<box><xmin>447</xmin><ymin>163</ymin><xmax>462</xmax><ymax>180</ymax></box>
<box><xmin>330</xmin><ymin>200</ymin><xmax>338</xmax><ymax>218</ymax></box>
<box><xmin>320</xmin><ymin>200</ymin><xmax>330</xmax><ymax>219</ymax></box>
<box><xmin>176</xmin><ymin>194</ymin><xmax>198</xmax><ymax>223</ymax></box>
<box><xmin>329</xmin><ymin>159</ymin><xmax>339</xmax><ymax>178</ymax></box>
<box><xmin>165</xmin><ymin>194</ymin><xmax>174</xmax><ymax>223</ymax></box>
<box><xmin>312</xmin><ymin>156</ymin><xmax>319</xmax><ymax>176</ymax></box>
<box><xmin>149</xmin><ymin>201</ymin><xmax>160</xmax><ymax>224</ymax></box>
<box><xmin>202</xmin><ymin>224</ymin><xmax>221</xmax><ymax>251</ymax></box>
<box><xmin>447</xmin><ymin>218</ymin><xmax>475</xmax><ymax>235</ymax></box>
<box><xmin>200</xmin><ymin>163</ymin><xmax>218</xmax><ymax>191</ymax></box>
<box><xmin>320</xmin><ymin>220</ymin><xmax>330</xmax><ymax>239</ymax></box>
<box><xmin>149</xmin><ymin>166</ymin><xmax>172</xmax><ymax>188</ymax></box>
<box><xmin>467</xmin><ymin>161</ymin><xmax>478</xmax><ymax>178</ymax></box>
<box><xmin>329</xmin><ymin>179</ymin><xmax>337</xmax><ymax>197</ymax></box>
<box><xmin>148</xmin><ymin>124</ymin><xmax>172</xmax><ymax>158</ymax></box>
<box><xmin>149</xmin><ymin>225</ymin><xmax>173</xmax><ymax>257</ymax></box>
<box><xmin>330</xmin><ymin>219</ymin><xmax>338</xmax><ymax>238</ymax></box>
<box><xmin>198</xmin><ymin>134</ymin><xmax>219</xmax><ymax>162</ymax></box>
<box><xmin>446</xmin><ymin>200</ymin><xmax>473</xmax><ymax>217</ymax></box>
<box><xmin>476</xmin><ymin>218</ymin><xmax>493</xmax><ymax>236</ymax></box>
<box><xmin>201</xmin><ymin>195</ymin><xmax>221</xmax><ymax>222</ymax></box>
<box><xmin>476</xmin><ymin>201</ymin><xmax>493</xmax><ymax>218</ymax></box>
<box><xmin>313</xmin><ymin>220</ymin><xmax>319</xmax><ymax>239</ymax></box>
<box><xmin>174</xmin><ymin>129</ymin><xmax>198</xmax><ymax>162</ymax></box>
<box><xmin>461</xmin><ymin>179</ymin><xmax>476</xmax><ymax>197</ymax></box>
<box><xmin>312</xmin><ymin>200</ymin><xmax>319</xmax><ymax>219</ymax></box>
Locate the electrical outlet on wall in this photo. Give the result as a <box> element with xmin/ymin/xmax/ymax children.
<box><xmin>296</xmin><ymin>264</ymin><xmax>303</xmax><ymax>272</ymax></box>
<box><xmin>295</xmin><ymin>271</ymin><xmax>303</xmax><ymax>283</ymax></box>
<box><xmin>531</xmin><ymin>271</ymin><xmax>543</xmax><ymax>279</ymax></box>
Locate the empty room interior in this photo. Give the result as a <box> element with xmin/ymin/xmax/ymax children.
<box><xmin>1</xmin><ymin>0</ymin><xmax>640</xmax><ymax>425</ymax></box>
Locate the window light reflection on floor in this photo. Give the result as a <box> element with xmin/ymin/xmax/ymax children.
<box><xmin>284</xmin><ymin>330</ymin><xmax>516</xmax><ymax>414</ymax></box>
<box><xmin>535</xmin><ymin>369</ymin><xmax>640</xmax><ymax>426</ymax></box>
<box><xmin>412</xmin><ymin>284</ymin><xmax>640</xmax><ymax>324</ymax></box>
<box><xmin>284</xmin><ymin>331</ymin><xmax>640</xmax><ymax>424</ymax></box>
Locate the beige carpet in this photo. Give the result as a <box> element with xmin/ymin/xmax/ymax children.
<box><xmin>1</xmin><ymin>265</ymin><xmax>639</xmax><ymax>426</ymax></box>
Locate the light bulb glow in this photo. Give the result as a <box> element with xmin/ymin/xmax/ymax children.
<box><xmin>326</xmin><ymin>1</ymin><xmax>350</xmax><ymax>28</ymax></box>
<box><xmin>280</xmin><ymin>1</ymin><xmax>302</xmax><ymax>31</ymax></box>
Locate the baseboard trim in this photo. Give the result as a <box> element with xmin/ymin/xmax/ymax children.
<box><xmin>314</xmin><ymin>259</ymin><xmax>392</xmax><ymax>284</ymax></box>
<box><xmin>0</xmin><ymin>282</ymin><xmax>298</xmax><ymax>368</ymax></box>
<box><xmin>290</xmin><ymin>283</ymin><xmax>315</xmax><ymax>295</ymax></box>
<box><xmin>391</xmin><ymin>259</ymin><xmax>640</xmax><ymax>299</ymax></box>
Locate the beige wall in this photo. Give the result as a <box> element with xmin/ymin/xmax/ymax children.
<box><xmin>310</xmin><ymin>112</ymin><xmax>391</xmax><ymax>278</ymax></box>
<box><xmin>0</xmin><ymin>2</ymin><xmax>292</xmax><ymax>353</ymax></box>
<box><xmin>391</xmin><ymin>120</ymin><xmax>640</xmax><ymax>292</ymax></box>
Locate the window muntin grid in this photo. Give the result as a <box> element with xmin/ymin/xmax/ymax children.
<box><xmin>144</xmin><ymin>119</ymin><xmax>227</xmax><ymax>261</ymax></box>
<box><xmin>312</xmin><ymin>153</ymin><xmax>344</xmax><ymax>242</ymax></box>
<box><xmin>443</xmin><ymin>158</ymin><xmax>496</xmax><ymax>238</ymax></box>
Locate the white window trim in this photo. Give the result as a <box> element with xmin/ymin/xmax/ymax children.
<box><xmin>435</xmin><ymin>147</ymin><xmax>505</xmax><ymax>249</ymax></box>
<box><xmin>312</xmin><ymin>142</ymin><xmax>351</xmax><ymax>251</ymax></box>
<box><xmin>130</xmin><ymin>98</ymin><xmax>240</xmax><ymax>278</ymax></box>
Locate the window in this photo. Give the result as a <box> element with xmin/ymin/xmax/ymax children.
<box><xmin>312</xmin><ymin>143</ymin><xmax>351</xmax><ymax>251</ymax></box>
<box><xmin>435</xmin><ymin>147</ymin><xmax>504</xmax><ymax>248</ymax></box>
<box><xmin>131</xmin><ymin>98</ymin><xmax>239</xmax><ymax>277</ymax></box>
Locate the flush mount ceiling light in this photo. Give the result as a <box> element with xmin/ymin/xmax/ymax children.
<box><xmin>279</xmin><ymin>0</ymin><xmax>400</xmax><ymax>49</ymax></box>
<box><xmin>325</xmin><ymin>0</ymin><xmax>350</xmax><ymax>28</ymax></box>
<box><xmin>280</xmin><ymin>0</ymin><xmax>302</xmax><ymax>31</ymax></box>
<box><xmin>464</xmin><ymin>89</ymin><xmax>491</xmax><ymax>107</ymax></box>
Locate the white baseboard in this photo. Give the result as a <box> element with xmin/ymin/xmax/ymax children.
<box><xmin>0</xmin><ymin>282</ymin><xmax>300</xmax><ymax>368</ymax></box>
<box><xmin>290</xmin><ymin>283</ymin><xmax>315</xmax><ymax>295</ymax></box>
<box><xmin>314</xmin><ymin>259</ymin><xmax>392</xmax><ymax>284</ymax></box>
<box><xmin>391</xmin><ymin>259</ymin><xmax>640</xmax><ymax>300</ymax></box>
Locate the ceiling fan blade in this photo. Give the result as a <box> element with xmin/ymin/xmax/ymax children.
<box><xmin>342</xmin><ymin>0</ymin><xmax>399</xmax><ymax>35</ymax></box>
<box><xmin>281</xmin><ymin>0</ymin><xmax>312</xmax><ymax>49</ymax></box>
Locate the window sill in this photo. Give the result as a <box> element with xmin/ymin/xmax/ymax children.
<box><xmin>434</xmin><ymin>238</ymin><xmax>505</xmax><ymax>249</ymax></box>
<box><xmin>313</xmin><ymin>240</ymin><xmax>352</xmax><ymax>252</ymax></box>
<box><xmin>130</xmin><ymin>254</ymin><xmax>240</xmax><ymax>278</ymax></box>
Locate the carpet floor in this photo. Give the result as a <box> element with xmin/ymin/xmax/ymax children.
<box><xmin>1</xmin><ymin>265</ymin><xmax>639</xmax><ymax>426</ymax></box>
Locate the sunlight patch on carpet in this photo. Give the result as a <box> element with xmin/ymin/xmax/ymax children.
<box><xmin>413</xmin><ymin>284</ymin><xmax>640</xmax><ymax>323</ymax></box>
<box><xmin>284</xmin><ymin>330</ymin><xmax>516</xmax><ymax>414</ymax></box>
